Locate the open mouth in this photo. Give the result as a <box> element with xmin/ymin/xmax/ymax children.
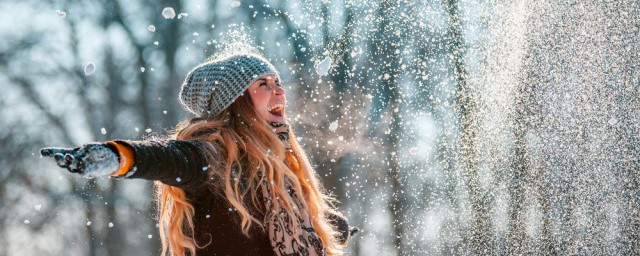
<box><xmin>268</xmin><ymin>103</ymin><xmax>285</xmax><ymax>117</ymax></box>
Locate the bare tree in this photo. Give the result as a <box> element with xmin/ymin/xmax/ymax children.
<box><xmin>367</xmin><ymin>0</ymin><xmax>405</xmax><ymax>253</ymax></box>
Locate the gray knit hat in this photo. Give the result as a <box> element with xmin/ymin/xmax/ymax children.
<box><xmin>179</xmin><ymin>53</ymin><xmax>279</xmax><ymax>117</ymax></box>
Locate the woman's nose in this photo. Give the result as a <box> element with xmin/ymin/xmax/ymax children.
<box><xmin>273</xmin><ymin>85</ymin><xmax>284</xmax><ymax>95</ymax></box>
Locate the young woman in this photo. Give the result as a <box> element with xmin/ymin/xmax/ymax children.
<box><xmin>41</xmin><ymin>53</ymin><xmax>355</xmax><ymax>256</ymax></box>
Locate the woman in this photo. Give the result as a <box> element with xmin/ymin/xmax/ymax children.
<box><xmin>41</xmin><ymin>53</ymin><xmax>355</xmax><ymax>256</ymax></box>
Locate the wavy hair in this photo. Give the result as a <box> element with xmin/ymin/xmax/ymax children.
<box><xmin>156</xmin><ymin>92</ymin><xmax>344</xmax><ymax>256</ymax></box>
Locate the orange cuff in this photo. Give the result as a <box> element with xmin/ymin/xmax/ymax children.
<box><xmin>106</xmin><ymin>141</ymin><xmax>135</xmax><ymax>177</ymax></box>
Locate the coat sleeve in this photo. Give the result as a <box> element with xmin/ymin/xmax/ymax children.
<box><xmin>110</xmin><ymin>139</ymin><xmax>217</xmax><ymax>191</ymax></box>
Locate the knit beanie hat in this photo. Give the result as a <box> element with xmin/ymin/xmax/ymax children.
<box><xmin>179</xmin><ymin>53</ymin><xmax>279</xmax><ymax>117</ymax></box>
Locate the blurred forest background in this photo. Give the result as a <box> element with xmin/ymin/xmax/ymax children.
<box><xmin>1</xmin><ymin>0</ymin><xmax>638</xmax><ymax>255</ymax></box>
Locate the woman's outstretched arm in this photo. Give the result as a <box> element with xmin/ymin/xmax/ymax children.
<box><xmin>41</xmin><ymin>139</ymin><xmax>214</xmax><ymax>191</ymax></box>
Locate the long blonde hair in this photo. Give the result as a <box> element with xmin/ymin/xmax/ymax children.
<box><xmin>156</xmin><ymin>93</ymin><xmax>344</xmax><ymax>256</ymax></box>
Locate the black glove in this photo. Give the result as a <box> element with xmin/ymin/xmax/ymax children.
<box><xmin>40</xmin><ymin>143</ymin><xmax>120</xmax><ymax>179</ymax></box>
<box><xmin>328</xmin><ymin>212</ymin><xmax>359</xmax><ymax>244</ymax></box>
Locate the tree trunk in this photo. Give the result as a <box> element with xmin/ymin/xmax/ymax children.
<box><xmin>369</xmin><ymin>0</ymin><xmax>404</xmax><ymax>253</ymax></box>
<box><xmin>444</xmin><ymin>0</ymin><xmax>488</xmax><ymax>253</ymax></box>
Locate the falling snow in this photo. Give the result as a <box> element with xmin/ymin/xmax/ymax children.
<box><xmin>84</xmin><ymin>62</ymin><xmax>96</xmax><ymax>76</ymax></box>
<box><xmin>55</xmin><ymin>10</ymin><xmax>66</xmax><ymax>18</ymax></box>
<box><xmin>316</xmin><ymin>57</ymin><xmax>332</xmax><ymax>76</ymax></box>
<box><xmin>5</xmin><ymin>1</ymin><xmax>640</xmax><ymax>255</ymax></box>
<box><xmin>328</xmin><ymin>120</ymin><xmax>339</xmax><ymax>132</ymax></box>
<box><xmin>161</xmin><ymin>7</ymin><xmax>176</xmax><ymax>19</ymax></box>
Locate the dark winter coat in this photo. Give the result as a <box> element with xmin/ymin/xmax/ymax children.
<box><xmin>113</xmin><ymin>139</ymin><xmax>351</xmax><ymax>256</ymax></box>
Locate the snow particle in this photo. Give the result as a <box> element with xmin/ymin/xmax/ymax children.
<box><xmin>24</xmin><ymin>220</ymin><xmax>30</xmax><ymax>224</ymax></box>
<box><xmin>148</xmin><ymin>25</ymin><xmax>156</xmax><ymax>32</ymax></box>
<box><xmin>145</xmin><ymin>128</ymin><xmax>152</xmax><ymax>133</ymax></box>
<box><xmin>56</xmin><ymin>10</ymin><xmax>66</xmax><ymax>18</ymax></box>
<box><xmin>329</xmin><ymin>120</ymin><xmax>339</xmax><ymax>132</ymax></box>
<box><xmin>176</xmin><ymin>177</ymin><xmax>182</xmax><ymax>182</ymax></box>
<box><xmin>140</xmin><ymin>67</ymin><xmax>146</xmax><ymax>72</ymax></box>
<box><xmin>148</xmin><ymin>234</ymin><xmax>153</xmax><ymax>239</ymax></box>
<box><xmin>34</xmin><ymin>204</ymin><xmax>42</xmax><ymax>211</ymax></box>
<box><xmin>84</xmin><ymin>62</ymin><xmax>96</xmax><ymax>76</ymax></box>
<box><xmin>86</xmin><ymin>221</ymin><xmax>92</xmax><ymax>226</ymax></box>
<box><xmin>316</xmin><ymin>57</ymin><xmax>332</xmax><ymax>76</ymax></box>
<box><xmin>108</xmin><ymin>222</ymin><xmax>114</xmax><ymax>228</ymax></box>
<box><xmin>162</xmin><ymin>7</ymin><xmax>176</xmax><ymax>19</ymax></box>
<box><xmin>101</xmin><ymin>127</ymin><xmax>107</xmax><ymax>135</ymax></box>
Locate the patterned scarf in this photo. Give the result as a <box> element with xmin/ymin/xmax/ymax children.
<box><xmin>264</xmin><ymin>122</ymin><xmax>325</xmax><ymax>256</ymax></box>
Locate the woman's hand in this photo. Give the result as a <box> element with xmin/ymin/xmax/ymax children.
<box><xmin>328</xmin><ymin>212</ymin><xmax>359</xmax><ymax>244</ymax></box>
<box><xmin>40</xmin><ymin>143</ymin><xmax>120</xmax><ymax>178</ymax></box>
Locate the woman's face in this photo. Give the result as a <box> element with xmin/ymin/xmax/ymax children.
<box><xmin>247</xmin><ymin>74</ymin><xmax>286</xmax><ymax>123</ymax></box>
